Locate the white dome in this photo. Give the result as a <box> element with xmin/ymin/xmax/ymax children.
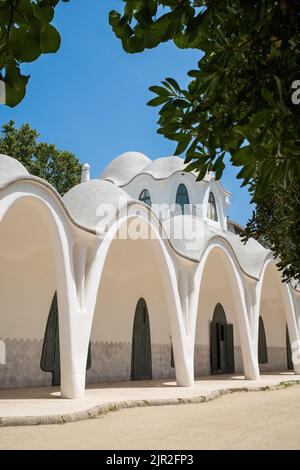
<box><xmin>162</xmin><ymin>216</ymin><xmax>269</xmax><ymax>278</ymax></box>
<box><xmin>0</xmin><ymin>154</ymin><xmax>29</xmax><ymax>187</ymax></box>
<box><xmin>142</xmin><ymin>156</ymin><xmax>187</xmax><ymax>179</ymax></box>
<box><xmin>63</xmin><ymin>179</ymin><xmax>131</xmax><ymax>231</ymax></box>
<box><xmin>100</xmin><ymin>151</ymin><xmax>151</xmax><ymax>186</ymax></box>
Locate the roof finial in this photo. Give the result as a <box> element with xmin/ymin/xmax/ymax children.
<box><xmin>81</xmin><ymin>163</ymin><xmax>90</xmax><ymax>183</ymax></box>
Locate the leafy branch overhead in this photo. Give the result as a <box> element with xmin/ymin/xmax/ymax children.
<box><xmin>110</xmin><ymin>0</ymin><xmax>300</xmax><ymax>197</ymax></box>
<box><xmin>0</xmin><ymin>0</ymin><xmax>69</xmax><ymax>107</ymax></box>
<box><xmin>110</xmin><ymin>0</ymin><xmax>300</xmax><ymax>283</ymax></box>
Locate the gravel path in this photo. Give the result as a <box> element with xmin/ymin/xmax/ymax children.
<box><xmin>1</xmin><ymin>385</ymin><xmax>300</xmax><ymax>450</ymax></box>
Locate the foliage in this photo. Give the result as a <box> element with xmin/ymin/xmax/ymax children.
<box><xmin>110</xmin><ymin>0</ymin><xmax>300</xmax><ymax>282</ymax></box>
<box><xmin>0</xmin><ymin>0</ymin><xmax>69</xmax><ymax>107</ymax></box>
<box><xmin>0</xmin><ymin>120</ymin><xmax>81</xmax><ymax>194</ymax></box>
<box><xmin>244</xmin><ymin>180</ymin><xmax>300</xmax><ymax>285</ymax></box>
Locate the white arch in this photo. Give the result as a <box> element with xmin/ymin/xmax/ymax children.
<box><xmin>0</xmin><ymin>183</ymin><xmax>80</xmax><ymax>398</ymax></box>
<box><xmin>192</xmin><ymin>239</ymin><xmax>260</xmax><ymax>380</ymax></box>
<box><xmin>83</xmin><ymin>214</ymin><xmax>193</xmax><ymax>387</ymax></box>
<box><xmin>256</xmin><ymin>259</ymin><xmax>300</xmax><ymax>374</ymax></box>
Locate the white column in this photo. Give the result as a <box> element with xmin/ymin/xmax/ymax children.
<box><xmin>178</xmin><ymin>268</ymin><xmax>189</xmax><ymax>333</ymax></box>
<box><xmin>56</xmin><ymin>241</ymin><xmax>91</xmax><ymax>399</ymax></box>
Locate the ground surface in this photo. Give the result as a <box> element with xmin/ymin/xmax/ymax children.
<box><xmin>1</xmin><ymin>385</ymin><xmax>300</xmax><ymax>450</ymax></box>
<box><xmin>1</xmin><ymin>372</ymin><xmax>299</xmax><ymax>419</ymax></box>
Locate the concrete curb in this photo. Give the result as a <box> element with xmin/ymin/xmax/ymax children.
<box><xmin>1</xmin><ymin>379</ymin><xmax>299</xmax><ymax>427</ymax></box>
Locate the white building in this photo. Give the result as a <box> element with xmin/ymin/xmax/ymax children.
<box><xmin>0</xmin><ymin>151</ymin><xmax>299</xmax><ymax>399</ymax></box>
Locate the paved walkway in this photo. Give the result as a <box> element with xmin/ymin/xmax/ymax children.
<box><xmin>0</xmin><ymin>371</ymin><xmax>299</xmax><ymax>426</ymax></box>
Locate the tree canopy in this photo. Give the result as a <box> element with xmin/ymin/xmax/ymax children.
<box><xmin>110</xmin><ymin>0</ymin><xmax>300</xmax><ymax>283</ymax></box>
<box><xmin>245</xmin><ymin>181</ymin><xmax>300</xmax><ymax>283</ymax></box>
<box><xmin>0</xmin><ymin>120</ymin><xmax>81</xmax><ymax>195</ymax></box>
<box><xmin>0</xmin><ymin>0</ymin><xmax>69</xmax><ymax>107</ymax></box>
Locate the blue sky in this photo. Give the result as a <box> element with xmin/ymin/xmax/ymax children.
<box><xmin>0</xmin><ymin>0</ymin><xmax>252</xmax><ymax>225</ymax></box>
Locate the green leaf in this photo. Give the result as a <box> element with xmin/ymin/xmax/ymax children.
<box><xmin>147</xmin><ymin>95</ymin><xmax>169</xmax><ymax>107</ymax></box>
<box><xmin>149</xmin><ymin>85</ymin><xmax>170</xmax><ymax>96</ymax></box>
<box><xmin>40</xmin><ymin>24</ymin><xmax>61</xmax><ymax>53</ymax></box>
<box><xmin>4</xmin><ymin>65</ymin><xmax>29</xmax><ymax>107</ymax></box>
<box><xmin>231</xmin><ymin>146</ymin><xmax>252</xmax><ymax>166</ymax></box>
<box><xmin>261</xmin><ymin>88</ymin><xmax>275</xmax><ymax>106</ymax></box>
<box><xmin>165</xmin><ymin>77</ymin><xmax>181</xmax><ymax>93</ymax></box>
<box><xmin>274</xmin><ymin>75</ymin><xmax>283</xmax><ymax>104</ymax></box>
<box><xmin>11</xmin><ymin>27</ymin><xmax>41</xmax><ymax>63</ymax></box>
<box><xmin>175</xmin><ymin>137</ymin><xmax>191</xmax><ymax>155</ymax></box>
<box><xmin>251</xmin><ymin>110</ymin><xmax>273</xmax><ymax>129</ymax></box>
<box><xmin>33</xmin><ymin>4</ymin><xmax>54</xmax><ymax>23</ymax></box>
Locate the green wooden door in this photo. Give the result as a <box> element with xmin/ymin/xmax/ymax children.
<box><xmin>41</xmin><ymin>292</ymin><xmax>92</xmax><ymax>386</ymax></box>
<box><xmin>40</xmin><ymin>292</ymin><xmax>60</xmax><ymax>386</ymax></box>
<box><xmin>210</xmin><ymin>304</ymin><xmax>235</xmax><ymax>374</ymax></box>
<box><xmin>210</xmin><ymin>321</ymin><xmax>219</xmax><ymax>374</ymax></box>
<box><xmin>258</xmin><ymin>316</ymin><xmax>268</xmax><ymax>364</ymax></box>
<box><xmin>226</xmin><ymin>324</ymin><xmax>235</xmax><ymax>374</ymax></box>
<box><xmin>131</xmin><ymin>298</ymin><xmax>152</xmax><ymax>381</ymax></box>
<box><xmin>286</xmin><ymin>326</ymin><xmax>293</xmax><ymax>370</ymax></box>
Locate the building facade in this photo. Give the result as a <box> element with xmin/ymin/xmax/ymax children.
<box><xmin>0</xmin><ymin>151</ymin><xmax>299</xmax><ymax>398</ymax></box>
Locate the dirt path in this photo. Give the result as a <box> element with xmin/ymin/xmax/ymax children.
<box><xmin>1</xmin><ymin>385</ymin><xmax>300</xmax><ymax>450</ymax></box>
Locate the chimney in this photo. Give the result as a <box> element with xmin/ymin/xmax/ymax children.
<box><xmin>81</xmin><ymin>163</ymin><xmax>90</xmax><ymax>183</ymax></box>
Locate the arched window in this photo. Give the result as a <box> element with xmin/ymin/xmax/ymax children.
<box><xmin>258</xmin><ymin>316</ymin><xmax>268</xmax><ymax>364</ymax></box>
<box><xmin>207</xmin><ymin>192</ymin><xmax>218</xmax><ymax>221</ymax></box>
<box><xmin>175</xmin><ymin>184</ymin><xmax>190</xmax><ymax>213</ymax></box>
<box><xmin>139</xmin><ymin>189</ymin><xmax>152</xmax><ymax>207</ymax></box>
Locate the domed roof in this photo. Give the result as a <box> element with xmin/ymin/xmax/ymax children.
<box><xmin>162</xmin><ymin>216</ymin><xmax>269</xmax><ymax>278</ymax></box>
<box><xmin>0</xmin><ymin>154</ymin><xmax>29</xmax><ymax>187</ymax></box>
<box><xmin>99</xmin><ymin>151</ymin><xmax>151</xmax><ymax>186</ymax></box>
<box><xmin>225</xmin><ymin>231</ymin><xmax>269</xmax><ymax>279</ymax></box>
<box><xmin>63</xmin><ymin>179</ymin><xmax>131</xmax><ymax>231</ymax></box>
<box><xmin>142</xmin><ymin>156</ymin><xmax>187</xmax><ymax>179</ymax></box>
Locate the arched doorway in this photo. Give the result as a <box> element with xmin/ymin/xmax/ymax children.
<box><xmin>210</xmin><ymin>303</ymin><xmax>235</xmax><ymax>374</ymax></box>
<box><xmin>131</xmin><ymin>298</ymin><xmax>152</xmax><ymax>381</ymax></box>
<box><xmin>88</xmin><ymin>227</ymin><xmax>176</xmax><ymax>384</ymax></box>
<box><xmin>258</xmin><ymin>263</ymin><xmax>294</xmax><ymax>372</ymax></box>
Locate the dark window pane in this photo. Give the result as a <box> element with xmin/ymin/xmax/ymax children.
<box><xmin>139</xmin><ymin>189</ymin><xmax>152</xmax><ymax>207</ymax></box>
<box><xmin>208</xmin><ymin>192</ymin><xmax>218</xmax><ymax>221</ymax></box>
<box><xmin>175</xmin><ymin>184</ymin><xmax>190</xmax><ymax>213</ymax></box>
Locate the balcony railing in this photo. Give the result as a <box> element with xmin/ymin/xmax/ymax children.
<box><xmin>158</xmin><ymin>204</ymin><xmax>199</xmax><ymax>221</ymax></box>
<box><xmin>227</xmin><ymin>219</ymin><xmax>245</xmax><ymax>236</ymax></box>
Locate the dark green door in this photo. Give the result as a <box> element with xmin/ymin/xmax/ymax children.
<box><xmin>286</xmin><ymin>326</ymin><xmax>293</xmax><ymax>370</ymax></box>
<box><xmin>226</xmin><ymin>323</ymin><xmax>235</xmax><ymax>374</ymax></box>
<box><xmin>40</xmin><ymin>292</ymin><xmax>60</xmax><ymax>386</ymax></box>
<box><xmin>258</xmin><ymin>316</ymin><xmax>268</xmax><ymax>364</ymax></box>
<box><xmin>131</xmin><ymin>298</ymin><xmax>152</xmax><ymax>381</ymax></box>
<box><xmin>210</xmin><ymin>303</ymin><xmax>235</xmax><ymax>374</ymax></box>
<box><xmin>41</xmin><ymin>292</ymin><xmax>92</xmax><ymax>386</ymax></box>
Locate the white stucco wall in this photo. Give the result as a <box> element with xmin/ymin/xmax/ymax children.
<box><xmin>0</xmin><ymin>199</ymin><xmax>56</xmax><ymax>387</ymax></box>
<box><xmin>122</xmin><ymin>172</ymin><xmax>228</xmax><ymax>230</ymax></box>
<box><xmin>87</xmin><ymin>236</ymin><xmax>175</xmax><ymax>382</ymax></box>
<box><xmin>259</xmin><ymin>266</ymin><xmax>289</xmax><ymax>371</ymax></box>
